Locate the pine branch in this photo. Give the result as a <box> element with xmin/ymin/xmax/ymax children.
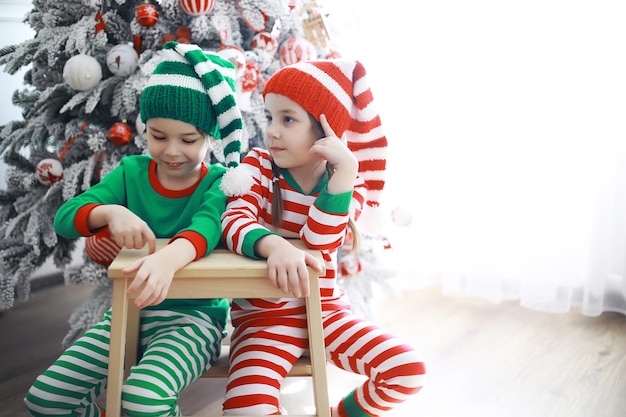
<box><xmin>0</xmin><ymin>44</ymin><xmax>17</xmax><ymax>58</ymax></box>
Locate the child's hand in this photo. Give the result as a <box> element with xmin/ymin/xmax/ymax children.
<box><xmin>105</xmin><ymin>205</ymin><xmax>157</xmax><ymax>254</ymax></box>
<box><xmin>123</xmin><ymin>238</ymin><xmax>196</xmax><ymax>309</ymax></box>
<box><xmin>124</xmin><ymin>252</ymin><xmax>177</xmax><ymax>309</ymax></box>
<box><xmin>309</xmin><ymin>114</ymin><xmax>358</xmax><ymax>174</ymax></box>
<box><xmin>309</xmin><ymin>114</ymin><xmax>358</xmax><ymax>195</ymax></box>
<box><xmin>262</xmin><ymin>237</ymin><xmax>323</xmax><ymax>298</ymax></box>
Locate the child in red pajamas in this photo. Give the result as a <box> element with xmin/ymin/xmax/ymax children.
<box><xmin>220</xmin><ymin>59</ymin><xmax>426</xmax><ymax>416</ymax></box>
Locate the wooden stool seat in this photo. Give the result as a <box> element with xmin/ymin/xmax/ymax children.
<box><xmin>105</xmin><ymin>240</ymin><xmax>329</xmax><ymax>417</ymax></box>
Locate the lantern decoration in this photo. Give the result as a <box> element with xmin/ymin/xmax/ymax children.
<box><xmin>279</xmin><ymin>36</ymin><xmax>317</xmax><ymax>66</ymax></box>
<box><xmin>135</xmin><ymin>2</ymin><xmax>159</xmax><ymax>27</ymax></box>
<box><xmin>299</xmin><ymin>2</ymin><xmax>331</xmax><ymax>50</ymax></box>
<box><xmin>109</xmin><ymin>121</ymin><xmax>133</xmax><ymax>146</ymax></box>
<box><xmin>179</xmin><ymin>0</ymin><xmax>215</xmax><ymax>16</ymax></box>
<box><xmin>250</xmin><ymin>31</ymin><xmax>278</xmax><ymax>54</ymax></box>
<box><xmin>85</xmin><ymin>227</ymin><xmax>122</xmax><ymax>266</ymax></box>
<box><xmin>36</xmin><ymin>158</ymin><xmax>64</xmax><ymax>185</ymax></box>
<box><xmin>63</xmin><ymin>54</ymin><xmax>102</xmax><ymax>91</ymax></box>
<box><xmin>106</xmin><ymin>44</ymin><xmax>139</xmax><ymax>76</ymax></box>
<box><xmin>217</xmin><ymin>46</ymin><xmax>246</xmax><ymax>79</ymax></box>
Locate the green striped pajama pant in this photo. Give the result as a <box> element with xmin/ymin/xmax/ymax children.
<box><xmin>24</xmin><ymin>308</ymin><xmax>225</xmax><ymax>417</ymax></box>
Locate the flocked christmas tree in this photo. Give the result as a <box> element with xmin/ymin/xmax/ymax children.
<box><xmin>0</xmin><ymin>0</ymin><xmax>347</xmax><ymax>345</ymax></box>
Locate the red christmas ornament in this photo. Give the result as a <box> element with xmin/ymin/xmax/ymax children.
<box><xmin>161</xmin><ymin>33</ymin><xmax>176</xmax><ymax>45</ymax></box>
<box><xmin>339</xmin><ymin>253</ymin><xmax>362</xmax><ymax>277</ymax></box>
<box><xmin>179</xmin><ymin>0</ymin><xmax>215</xmax><ymax>16</ymax></box>
<box><xmin>176</xmin><ymin>26</ymin><xmax>191</xmax><ymax>39</ymax></box>
<box><xmin>109</xmin><ymin>121</ymin><xmax>133</xmax><ymax>146</ymax></box>
<box><xmin>85</xmin><ymin>227</ymin><xmax>122</xmax><ymax>266</ymax></box>
<box><xmin>241</xmin><ymin>60</ymin><xmax>263</xmax><ymax>93</ymax></box>
<box><xmin>135</xmin><ymin>2</ymin><xmax>159</xmax><ymax>27</ymax></box>
<box><xmin>36</xmin><ymin>158</ymin><xmax>64</xmax><ymax>185</ymax></box>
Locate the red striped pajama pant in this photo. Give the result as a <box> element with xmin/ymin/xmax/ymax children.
<box><xmin>222</xmin><ymin>306</ymin><xmax>426</xmax><ymax>416</ymax></box>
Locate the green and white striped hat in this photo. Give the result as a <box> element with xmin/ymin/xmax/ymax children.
<box><xmin>140</xmin><ymin>41</ymin><xmax>243</xmax><ymax>169</ymax></box>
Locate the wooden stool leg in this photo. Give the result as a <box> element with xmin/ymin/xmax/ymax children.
<box><xmin>124</xmin><ymin>302</ymin><xmax>140</xmax><ymax>380</ymax></box>
<box><xmin>306</xmin><ymin>280</ymin><xmax>330</xmax><ymax>417</ymax></box>
<box><xmin>106</xmin><ymin>279</ymin><xmax>129</xmax><ymax>417</ymax></box>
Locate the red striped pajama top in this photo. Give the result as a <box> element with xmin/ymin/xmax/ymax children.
<box><xmin>221</xmin><ymin>147</ymin><xmax>368</xmax><ymax>317</ymax></box>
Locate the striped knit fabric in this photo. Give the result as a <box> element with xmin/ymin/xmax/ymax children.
<box><xmin>140</xmin><ymin>41</ymin><xmax>243</xmax><ymax>169</ymax></box>
<box><xmin>24</xmin><ymin>309</ymin><xmax>225</xmax><ymax>417</ymax></box>
<box><xmin>262</xmin><ymin>60</ymin><xmax>387</xmax><ymax>207</ymax></box>
<box><xmin>222</xmin><ymin>148</ymin><xmax>367</xmax><ymax>304</ymax></box>
<box><xmin>221</xmin><ymin>149</ymin><xmax>426</xmax><ymax>416</ymax></box>
<box><xmin>84</xmin><ymin>226</ymin><xmax>121</xmax><ymax>266</ymax></box>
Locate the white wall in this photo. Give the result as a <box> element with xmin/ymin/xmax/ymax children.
<box><xmin>0</xmin><ymin>0</ymin><xmax>35</xmax><ymax>188</ymax></box>
<box><xmin>0</xmin><ymin>1</ymin><xmax>64</xmax><ymax>278</ymax></box>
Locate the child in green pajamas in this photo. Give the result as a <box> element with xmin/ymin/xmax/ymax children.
<box><xmin>24</xmin><ymin>41</ymin><xmax>243</xmax><ymax>417</ymax></box>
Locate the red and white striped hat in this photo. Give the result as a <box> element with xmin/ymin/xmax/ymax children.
<box><xmin>262</xmin><ymin>60</ymin><xmax>388</xmax><ymax>208</ymax></box>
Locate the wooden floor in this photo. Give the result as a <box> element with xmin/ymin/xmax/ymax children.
<box><xmin>1</xmin><ymin>283</ymin><xmax>626</xmax><ymax>417</ymax></box>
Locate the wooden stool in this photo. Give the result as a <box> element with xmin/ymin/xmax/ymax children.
<box><xmin>106</xmin><ymin>240</ymin><xmax>329</xmax><ymax>417</ymax></box>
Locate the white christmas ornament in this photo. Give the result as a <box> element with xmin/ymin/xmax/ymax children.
<box><xmin>63</xmin><ymin>54</ymin><xmax>102</xmax><ymax>91</ymax></box>
<box><xmin>36</xmin><ymin>158</ymin><xmax>64</xmax><ymax>185</ymax></box>
<box><xmin>250</xmin><ymin>31</ymin><xmax>278</xmax><ymax>54</ymax></box>
<box><xmin>279</xmin><ymin>36</ymin><xmax>317</xmax><ymax>66</ymax></box>
<box><xmin>357</xmin><ymin>204</ymin><xmax>386</xmax><ymax>236</ymax></box>
<box><xmin>106</xmin><ymin>44</ymin><xmax>139</xmax><ymax>76</ymax></box>
<box><xmin>391</xmin><ymin>206</ymin><xmax>413</xmax><ymax>227</ymax></box>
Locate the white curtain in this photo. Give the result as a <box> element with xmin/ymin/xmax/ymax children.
<box><xmin>327</xmin><ymin>0</ymin><xmax>626</xmax><ymax>316</ymax></box>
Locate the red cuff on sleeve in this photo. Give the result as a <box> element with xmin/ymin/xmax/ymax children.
<box><xmin>169</xmin><ymin>231</ymin><xmax>207</xmax><ymax>261</ymax></box>
<box><xmin>74</xmin><ymin>203</ymin><xmax>103</xmax><ymax>236</ymax></box>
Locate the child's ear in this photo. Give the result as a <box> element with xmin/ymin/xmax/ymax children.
<box><xmin>203</xmin><ymin>136</ymin><xmax>215</xmax><ymax>161</ymax></box>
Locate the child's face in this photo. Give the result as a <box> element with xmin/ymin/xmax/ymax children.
<box><xmin>263</xmin><ymin>93</ymin><xmax>321</xmax><ymax>170</ymax></box>
<box><xmin>145</xmin><ymin>118</ymin><xmax>210</xmax><ymax>188</ymax></box>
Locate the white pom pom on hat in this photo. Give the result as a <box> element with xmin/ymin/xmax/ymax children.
<box><xmin>219</xmin><ymin>164</ymin><xmax>255</xmax><ymax>197</ymax></box>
